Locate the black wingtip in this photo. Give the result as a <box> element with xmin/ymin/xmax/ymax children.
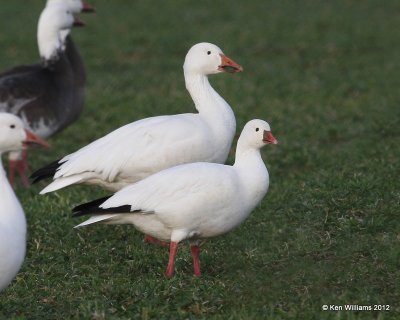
<box><xmin>72</xmin><ymin>195</ymin><xmax>133</xmax><ymax>217</ymax></box>
<box><xmin>72</xmin><ymin>196</ymin><xmax>112</xmax><ymax>217</ymax></box>
<box><xmin>30</xmin><ymin>158</ymin><xmax>64</xmax><ymax>184</ymax></box>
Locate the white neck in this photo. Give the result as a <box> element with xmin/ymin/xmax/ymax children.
<box><xmin>234</xmin><ymin>146</ymin><xmax>269</xmax><ymax>204</ymax></box>
<box><xmin>0</xmin><ymin>156</ymin><xmax>26</xmax><ymax>232</ymax></box>
<box><xmin>184</xmin><ymin>71</ymin><xmax>236</xmax><ymax>158</ymax></box>
<box><xmin>37</xmin><ymin>20</ymin><xmax>64</xmax><ymax>61</ymax></box>
<box><xmin>0</xmin><ymin>154</ymin><xmax>9</xmax><ymax>185</ymax></box>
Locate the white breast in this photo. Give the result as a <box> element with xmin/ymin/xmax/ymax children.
<box><xmin>0</xmin><ymin>169</ymin><xmax>27</xmax><ymax>291</ymax></box>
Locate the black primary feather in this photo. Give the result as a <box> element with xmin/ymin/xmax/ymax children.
<box><xmin>72</xmin><ymin>195</ymin><xmax>136</xmax><ymax>217</ymax></box>
<box><xmin>30</xmin><ymin>158</ymin><xmax>64</xmax><ymax>184</ymax></box>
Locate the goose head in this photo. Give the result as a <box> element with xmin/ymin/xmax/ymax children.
<box><xmin>183</xmin><ymin>42</ymin><xmax>243</xmax><ymax>76</ymax></box>
<box><xmin>45</xmin><ymin>0</ymin><xmax>94</xmax><ymax>50</ymax></box>
<box><xmin>38</xmin><ymin>4</ymin><xmax>81</xmax><ymax>61</ymax></box>
<box><xmin>239</xmin><ymin>119</ymin><xmax>278</xmax><ymax>151</ymax></box>
<box><xmin>0</xmin><ymin>114</ymin><xmax>49</xmax><ymax>155</ymax></box>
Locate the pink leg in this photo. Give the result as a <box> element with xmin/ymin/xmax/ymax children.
<box><xmin>8</xmin><ymin>150</ymin><xmax>29</xmax><ymax>188</ymax></box>
<box><xmin>165</xmin><ymin>241</ymin><xmax>179</xmax><ymax>278</ymax></box>
<box><xmin>144</xmin><ymin>235</ymin><xmax>169</xmax><ymax>247</ymax></box>
<box><xmin>8</xmin><ymin>160</ymin><xmax>17</xmax><ymax>187</ymax></box>
<box><xmin>17</xmin><ymin>149</ymin><xmax>29</xmax><ymax>187</ymax></box>
<box><xmin>190</xmin><ymin>244</ymin><xmax>201</xmax><ymax>277</ymax></box>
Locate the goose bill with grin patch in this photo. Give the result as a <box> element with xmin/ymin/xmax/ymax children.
<box><xmin>218</xmin><ymin>54</ymin><xmax>243</xmax><ymax>73</ymax></box>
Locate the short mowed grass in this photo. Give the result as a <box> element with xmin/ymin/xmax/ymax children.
<box><xmin>1</xmin><ymin>0</ymin><xmax>399</xmax><ymax>319</ymax></box>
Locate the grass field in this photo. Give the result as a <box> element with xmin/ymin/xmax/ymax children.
<box><xmin>1</xmin><ymin>0</ymin><xmax>399</xmax><ymax>319</ymax></box>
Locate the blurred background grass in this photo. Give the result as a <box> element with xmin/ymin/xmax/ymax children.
<box><xmin>0</xmin><ymin>0</ymin><xmax>399</xmax><ymax>319</ymax></box>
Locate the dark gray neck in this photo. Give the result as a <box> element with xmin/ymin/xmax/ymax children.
<box><xmin>64</xmin><ymin>35</ymin><xmax>86</xmax><ymax>86</ymax></box>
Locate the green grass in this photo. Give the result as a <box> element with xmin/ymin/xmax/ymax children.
<box><xmin>1</xmin><ymin>0</ymin><xmax>400</xmax><ymax>319</ymax></box>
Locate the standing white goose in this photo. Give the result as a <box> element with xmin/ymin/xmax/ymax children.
<box><xmin>72</xmin><ymin>119</ymin><xmax>278</xmax><ymax>277</ymax></box>
<box><xmin>0</xmin><ymin>113</ymin><xmax>48</xmax><ymax>292</ymax></box>
<box><xmin>1</xmin><ymin>1</ymin><xmax>93</xmax><ymax>187</ymax></box>
<box><xmin>32</xmin><ymin>42</ymin><xmax>243</xmax><ymax>194</ymax></box>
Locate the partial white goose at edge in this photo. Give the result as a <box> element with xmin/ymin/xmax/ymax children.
<box><xmin>0</xmin><ymin>113</ymin><xmax>48</xmax><ymax>291</ymax></box>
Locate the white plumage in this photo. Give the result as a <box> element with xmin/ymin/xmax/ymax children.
<box><xmin>0</xmin><ymin>113</ymin><xmax>48</xmax><ymax>291</ymax></box>
<box><xmin>37</xmin><ymin>3</ymin><xmax>78</xmax><ymax>61</ymax></box>
<box><xmin>73</xmin><ymin>119</ymin><xmax>278</xmax><ymax>277</ymax></box>
<box><xmin>46</xmin><ymin>0</ymin><xmax>95</xmax><ymax>44</ymax></box>
<box><xmin>35</xmin><ymin>42</ymin><xmax>243</xmax><ymax>193</ymax></box>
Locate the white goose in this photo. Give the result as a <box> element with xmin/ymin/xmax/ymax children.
<box><xmin>0</xmin><ymin>113</ymin><xmax>48</xmax><ymax>292</ymax></box>
<box><xmin>72</xmin><ymin>119</ymin><xmax>278</xmax><ymax>277</ymax></box>
<box><xmin>32</xmin><ymin>42</ymin><xmax>243</xmax><ymax>195</ymax></box>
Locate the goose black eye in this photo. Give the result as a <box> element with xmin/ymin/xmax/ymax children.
<box><xmin>207</xmin><ymin>51</ymin><xmax>211</xmax><ymax>55</ymax></box>
<box><xmin>10</xmin><ymin>124</ymin><xmax>15</xmax><ymax>129</ymax></box>
<box><xmin>255</xmin><ymin>128</ymin><xmax>259</xmax><ymax>132</ymax></box>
